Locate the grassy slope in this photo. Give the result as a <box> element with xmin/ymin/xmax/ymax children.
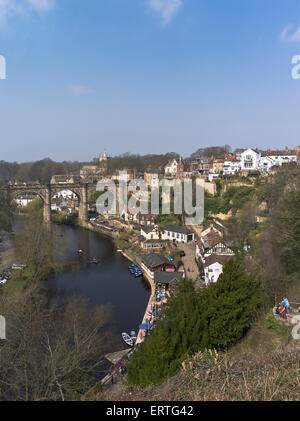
<box><xmin>95</xmin><ymin>312</ymin><xmax>300</xmax><ymax>401</ymax></box>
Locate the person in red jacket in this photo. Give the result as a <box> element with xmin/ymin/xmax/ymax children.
<box><xmin>279</xmin><ymin>301</ymin><xmax>287</xmax><ymax>320</ymax></box>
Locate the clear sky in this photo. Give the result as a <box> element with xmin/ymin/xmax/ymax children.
<box><xmin>1</xmin><ymin>0</ymin><xmax>300</xmax><ymax>162</ymax></box>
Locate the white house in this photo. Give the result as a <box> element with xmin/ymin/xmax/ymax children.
<box><xmin>162</xmin><ymin>225</ymin><xmax>195</xmax><ymax>243</ymax></box>
<box><xmin>52</xmin><ymin>190</ymin><xmax>77</xmax><ymax>199</ymax></box>
<box><xmin>14</xmin><ymin>195</ymin><xmax>38</xmax><ymax>207</ymax></box>
<box><xmin>51</xmin><ymin>199</ymin><xmax>72</xmax><ymax>214</ymax></box>
<box><xmin>259</xmin><ymin>156</ymin><xmax>276</xmax><ymax>173</ymax></box>
<box><xmin>164</xmin><ymin>159</ymin><xmax>178</xmax><ymax>177</ymax></box>
<box><xmin>222</xmin><ymin>159</ymin><xmax>241</xmax><ymax>175</ymax></box>
<box><xmin>240</xmin><ymin>149</ymin><xmax>261</xmax><ymax>171</ymax></box>
<box><xmin>140</xmin><ymin>225</ymin><xmax>160</xmax><ymax>240</ymax></box>
<box><xmin>259</xmin><ymin>150</ymin><xmax>297</xmax><ymax>173</ymax></box>
<box><xmin>203</xmin><ymin>255</ymin><xmax>232</xmax><ymax>285</ymax></box>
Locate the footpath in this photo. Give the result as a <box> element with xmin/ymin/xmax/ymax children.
<box><xmin>274</xmin><ymin>304</ymin><xmax>300</xmax><ymax>340</ymax></box>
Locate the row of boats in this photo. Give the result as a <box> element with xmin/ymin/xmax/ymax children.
<box><xmin>128</xmin><ymin>264</ymin><xmax>143</xmax><ymax>278</ymax></box>
<box><xmin>122</xmin><ymin>265</ymin><xmax>144</xmax><ymax>346</ymax></box>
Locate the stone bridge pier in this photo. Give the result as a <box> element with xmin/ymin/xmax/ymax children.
<box><xmin>78</xmin><ymin>184</ymin><xmax>88</xmax><ymax>223</ymax></box>
<box><xmin>43</xmin><ymin>187</ymin><xmax>51</xmax><ymax>223</ymax></box>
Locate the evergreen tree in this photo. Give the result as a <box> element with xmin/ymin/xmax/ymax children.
<box><xmin>127</xmin><ymin>279</ymin><xmax>201</xmax><ymax>387</ymax></box>
<box><xmin>127</xmin><ymin>261</ymin><xmax>260</xmax><ymax>387</ymax></box>
<box><xmin>199</xmin><ymin>259</ymin><xmax>261</xmax><ymax>349</ymax></box>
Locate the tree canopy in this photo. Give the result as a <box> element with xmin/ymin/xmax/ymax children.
<box><xmin>127</xmin><ymin>260</ymin><xmax>260</xmax><ymax>387</ymax></box>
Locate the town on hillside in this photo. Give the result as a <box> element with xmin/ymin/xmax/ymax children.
<box><xmin>6</xmin><ymin>145</ymin><xmax>300</xmax><ymax>294</ymax></box>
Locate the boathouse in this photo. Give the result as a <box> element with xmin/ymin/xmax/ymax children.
<box><xmin>141</xmin><ymin>253</ymin><xmax>175</xmax><ymax>279</ymax></box>
<box><xmin>154</xmin><ymin>271</ymin><xmax>183</xmax><ymax>292</ymax></box>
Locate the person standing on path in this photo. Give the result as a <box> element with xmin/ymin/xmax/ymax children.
<box><xmin>283</xmin><ymin>297</ymin><xmax>290</xmax><ymax>315</ymax></box>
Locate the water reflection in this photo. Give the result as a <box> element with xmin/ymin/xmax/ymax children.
<box><xmin>13</xmin><ymin>217</ymin><xmax>151</xmax><ymax>353</ymax></box>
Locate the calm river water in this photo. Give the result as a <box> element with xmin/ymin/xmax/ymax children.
<box><xmin>12</xmin><ymin>217</ymin><xmax>151</xmax><ymax>352</ymax></box>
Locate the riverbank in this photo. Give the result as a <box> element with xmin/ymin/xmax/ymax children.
<box><xmin>0</xmin><ymin>231</ymin><xmax>15</xmax><ymax>272</ymax></box>
<box><xmin>120</xmin><ymin>250</ymin><xmax>155</xmax><ymax>346</ymax></box>
<box><xmin>44</xmin><ymin>217</ymin><xmax>152</xmax><ymax>348</ymax></box>
<box><xmin>80</xmin><ymin>217</ymin><xmax>155</xmax><ymax>347</ymax></box>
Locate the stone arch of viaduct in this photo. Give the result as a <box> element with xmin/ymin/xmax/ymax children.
<box><xmin>6</xmin><ymin>183</ymin><xmax>95</xmax><ymax>223</ymax></box>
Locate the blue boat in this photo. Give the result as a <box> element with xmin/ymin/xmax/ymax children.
<box><xmin>128</xmin><ymin>265</ymin><xmax>143</xmax><ymax>277</ymax></box>
<box><xmin>135</xmin><ymin>271</ymin><xmax>143</xmax><ymax>277</ymax></box>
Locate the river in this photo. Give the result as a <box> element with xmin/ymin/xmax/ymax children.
<box><xmin>12</xmin><ymin>216</ymin><xmax>151</xmax><ymax>354</ymax></box>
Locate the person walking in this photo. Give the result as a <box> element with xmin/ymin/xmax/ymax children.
<box><xmin>283</xmin><ymin>297</ymin><xmax>290</xmax><ymax>315</ymax></box>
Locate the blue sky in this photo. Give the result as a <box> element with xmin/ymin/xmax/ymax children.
<box><xmin>1</xmin><ymin>0</ymin><xmax>300</xmax><ymax>162</ymax></box>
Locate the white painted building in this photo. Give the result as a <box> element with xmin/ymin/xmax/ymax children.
<box><xmin>259</xmin><ymin>156</ymin><xmax>276</xmax><ymax>173</ymax></box>
<box><xmin>51</xmin><ymin>200</ymin><xmax>72</xmax><ymax>214</ymax></box>
<box><xmin>240</xmin><ymin>149</ymin><xmax>261</xmax><ymax>171</ymax></box>
<box><xmin>140</xmin><ymin>225</ymin><xmax>160</xmax><ymax>241</ymax></box>
<box><xmin>203</xmin><ymin>255</ymin><xmax>231</xmax><ymax>286</ymax></box>
<box><xmin>164</xmin><ymin>159</ymin><xmax>178</xmax><ymax>177</ymax></box>
<box><xmin>14</xmin><ymin>195</ymin><xmax>38</xmax><ymax>207</ymax></box>
<box><xmin>52</xmin><ymin>190</ymin><xmax>77</xmax><ymax>199</ymax></box>
<box><xmin>259</xmin><ymin>150</ymin><xmax>297</xmax><ymax>173</ymax></box>
<box><xmin>162</xmin><ymin>225</ymin><xmax>195</xmax><ymax>243</ymax></box>
<box><xmin>223</xmin><ymin>159</ymin><xmax>241</xmax><ymax>175</ymax></box>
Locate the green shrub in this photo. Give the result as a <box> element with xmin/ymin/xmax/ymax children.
<box><xmin>265</xmin><ymin>310</ymin><xmax>282</xmax><ymax>335</ymax></box>
<box><xmin>127</xmin><ymin>260</ymin><xmax>261</xmax><ymax>387</ymax></box>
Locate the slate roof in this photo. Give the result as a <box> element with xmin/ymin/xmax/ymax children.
<box><xmin>142</xmin><ymin>253</ymin><xmax>173</xmax><ymax>269</ymax></box>
<box><xmin>201</xmin><ymin>230</ymin><xmax>223</xmax><ymax>249</ymax></box>
<box><xmin>164</xmin><ymin>225</ymin><xmax>193</xmax><ymax>235</ymax></box>
<box><xmin>261</xmin><ymin>149</ymin><xmax>296</xmax><ymax>157</ymax></box>
<box><xmin>203</xmin><ymin>254</ymin><xmax>232</xmax><ymax>268</ymax></box>
<box><xmin>198</xmin><ymin>230</ymin><xmax>232</xmax><ymax>254</ymax></box>
<box><xmin>202</xmin><ymin>223</ymin><xmax>225</xmax><ymax>236</ymax></box>
<box><xmin>141</xmin><ymin>225</ymin><xmax>157</xmax><ymax>234</ymax></box>
<box><xmin>154</xmin><ymin>271</ymin><xmax>182</xmax><ymax>285</ymax></box>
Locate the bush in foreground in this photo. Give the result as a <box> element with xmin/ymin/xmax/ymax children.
<box><xmin>127</xmin><ymin>260</ymin><xmax>260</xmax><ymax>388</ymax></box>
